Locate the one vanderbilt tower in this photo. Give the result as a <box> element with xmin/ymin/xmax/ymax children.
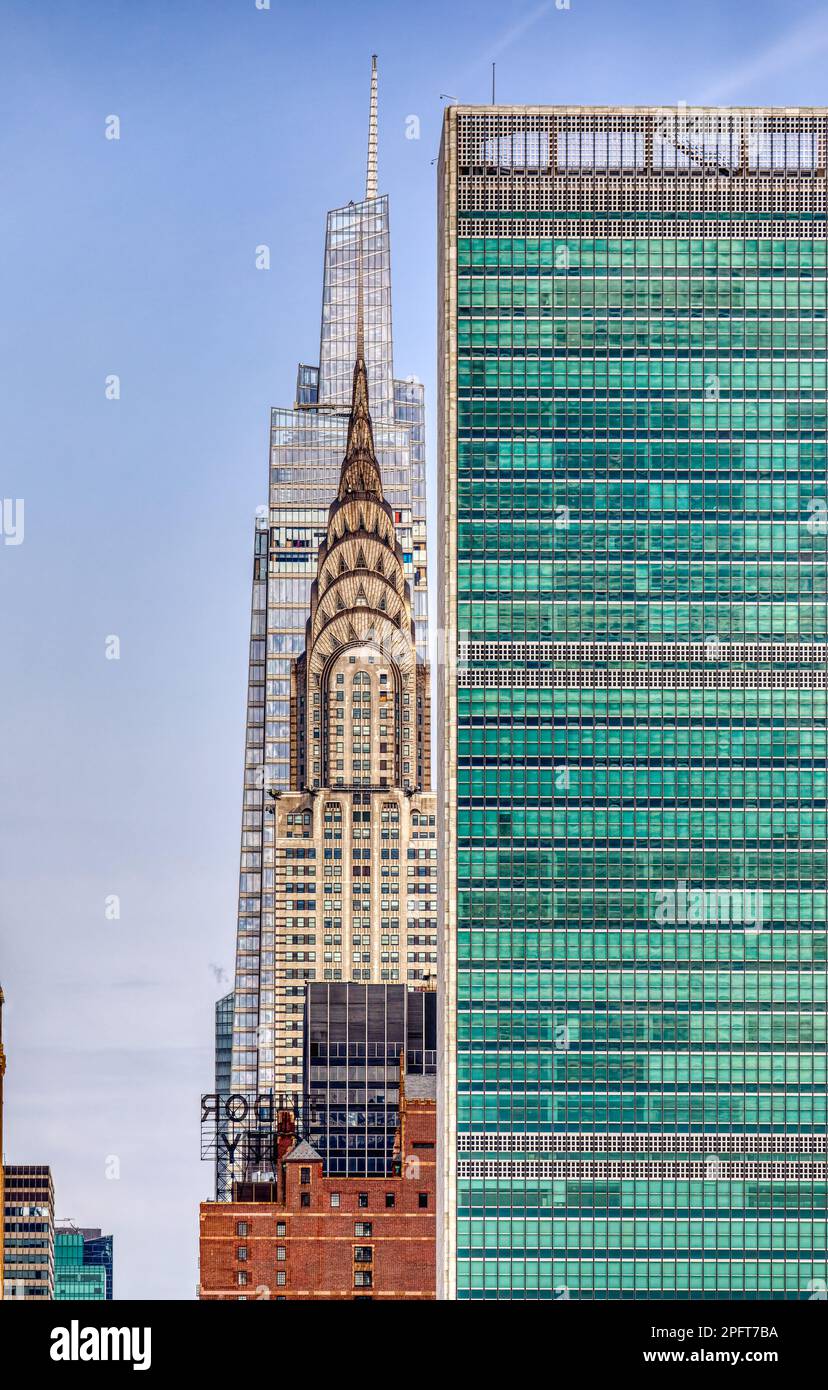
<box><xmin>228</xmin><ymin>59</ymin><xmax>435</xmax><ymax>1117</ymax></box>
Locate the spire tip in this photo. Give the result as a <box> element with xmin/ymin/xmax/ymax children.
<box><xmin>366</xmin><ymin>55</ymin><xmax>378</xmax><ymax>201</ymax></box>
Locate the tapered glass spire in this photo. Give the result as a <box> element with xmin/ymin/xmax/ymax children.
<box><xmin>339</xmin><ymin>255</ymin><xmax>383</xmax><ymax>500</ymax></box>
<box><xmin>366</xmin><ymin>55</ymin><xmax>378</xmax><ymax>200</ymax></box>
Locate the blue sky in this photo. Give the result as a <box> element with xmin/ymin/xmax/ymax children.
<box><xmin>1</xmin><ymin>0</ymin><xmax>827</xmax><ymax>1299</ymax></box>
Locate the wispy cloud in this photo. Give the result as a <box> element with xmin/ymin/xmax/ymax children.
<box><xmin>699</xmin><ymin>7</ymin><xmax>828</xmax><ymax>102</ymax></box>
<box><xmin>487</xmin><ymin>0</ymin><xmax>558</xmax><ymax>62</ymax></box>
<box><xmin>451</xmin><ymin>1</ymin><xmax>559</xmax><ymax>96</ymax></box>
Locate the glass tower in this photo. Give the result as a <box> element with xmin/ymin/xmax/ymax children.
<box><xmin>77</xmin><ymin>1228</ymin><xmax>114</xmax><ymax>1301</ymax></box>
<box><xmin>303</xmin><ymin>983</ymin><xmax>436</xmax><ymax>1176</ymax></box>
<box><xmin>214</xmin><ymin>991</ymin><xmax>234</xmax><ymax>1200</ymax></box>
<box><xmin>438</xmin><ymin>106</ymin><xmax>828</xmax><ymax>1299</ymax></box>
<box><xmin>229</xmin><ymin>59</ymin><xmax>430</xmax><ymax>1100</ymax></box>
<box><xmin>55</xmin><ymin>1229</ymin><xmax>110</xmax><ymax>1301</ymax></box>
<box><xmin>3</xmin><ymin>1165</ymin><xmax>54</xmax><ymax>1300</ymax></box>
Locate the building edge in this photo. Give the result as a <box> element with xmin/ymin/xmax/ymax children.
<box><xmin>436</xmin><ymin>105</ymin><xmax>458</xmax><ymax>1302</ymax></box>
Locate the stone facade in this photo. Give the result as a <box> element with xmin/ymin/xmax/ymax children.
<box><xmin>258</xmin><ymin>350</ymin><xmax>437</xmax><ymax>1095</ymax></box>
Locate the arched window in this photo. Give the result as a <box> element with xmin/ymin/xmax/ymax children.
<box><xmin>351</xmin><ymin>671</ymin><xmax>372</xmax><ymax>785</ymax></box>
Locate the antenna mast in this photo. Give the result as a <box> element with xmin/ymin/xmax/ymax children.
<box><xmin>366</xmin><ymin>55</ymin><xmax>378</xmax><ymax>200</ymax></box>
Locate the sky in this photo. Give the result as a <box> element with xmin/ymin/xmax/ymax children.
<box><xmin>1</xmin><ymin>0</ymin><xmax>828</xmax><ymax>1301</ymax></box>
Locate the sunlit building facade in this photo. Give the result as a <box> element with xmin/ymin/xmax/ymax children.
<box><xmin>247</xmin><ymin>337</ymin><xmax>436</xmax><ymax>1105</ymax></box>
<box><xmin>229</xmin><ymin>58</ymin><xmax>431</xmax><ymax>1102</ymax></box>
<box><xmin>439</xmin><ymin>105</ymin><xmax>828</xmax><ymax>1299</ymax></box>
<box><xmin>3</xmin><ymin>1165</ymin><xmax>54</xmax><ymax>1300</ymax></box>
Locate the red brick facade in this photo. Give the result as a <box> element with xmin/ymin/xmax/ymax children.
<box><xmin>199</xmin><ymin>1077</ymin><xmax>435</xmax><ymax>1301</ymax></box>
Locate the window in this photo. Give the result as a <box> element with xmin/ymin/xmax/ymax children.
<box><xmin>276</xmin><ymin>1271</ymin><xmax>286</xmax><ymax>1287</ymax></box>
<box><xmin>385</xmin><ymin>1193</ymin><xmax>395</xmax><ymax>1209</ymax></box>
<box><xmin>354</xmin><ymin>1247</ymin><xmax>373</xmax><ymax>1264</ymax></box>
<box><xmin>748</xmin><ymin>131</ymin><xmax>819</xmax><ymax>170</ymax></box>
<box><xmin>300</xmin><ymin>1193</ymin><xmax>310</xmax><ymax>1208</ymax></box>
<box><xmin>418</xmin><ymin>1192</ymin><xmax>428</xmax><ymax>1209</ymax></box>
<box><xmin>482</xmin><ymin>131</ymin><xmax>549</xmax><ymax>168</ymax></box>
<box><xmin>556</xmin><ymin>129</ymin><xmax>644</xmax><ymax>170</ymax></box>
<box><xmin>276</xmin><ymin>1222</ymin><xmax>286</xmax><ymax>1237</ymax></box>
<box><xmin>654</xmin><ymin>128</ymin><xmax>741</xmax><ymax>171</ymax></box>
<box><xmin>330</xmin><ymin>1193</ymin><xmax>340</xmax><ymax>1209</ymax></box>
<box><xmin>358</xmin><ymin>1193</ymin><xmax>369</xmax><ymax>1209</ymax></box>
<box><xmin>237</xmin><ymin>1271</ymin><xmax>248</xmax><ymax>1287</ymax></box>
<box><xmin>276</xmin><ymin>1247</ymin><xmax>285</xmax><ymax>1261</ymax></box>
<box><xmin>236</xmin><ymin>1246</ymin><xmax>248</xmax><ymax>1261</ymax></box>
<box><xmin>354</xmin><ymin>1271</ymin><xmax>373</xmax><ymax>1288</ymax></box>
<box><xmin>355</xmin><ymin>1222</ymin><xmax>372</xmax><ymax>1238</ymax></box>
<box><xmin>300</xmin><ymin>1167</ymin><xmax>311</xmax><ymax>1185</ymax></box>
<box><xmin>236</xmin><ymin>1221</ymin><xmax>248</xmax><ymax>1237</ymax></box>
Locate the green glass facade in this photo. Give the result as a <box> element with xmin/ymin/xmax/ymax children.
<box><xmin>439</xmin><ymin>107</ymin><xmax>828</xmax><ymax>1299</ymax></box>
<box><xmin>55</xmin><ymin>1231</ymin><xmax>108</xmax><ymax>1301</ymax></box>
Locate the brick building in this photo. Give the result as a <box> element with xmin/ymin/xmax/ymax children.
<box><xmin>199</xmin><ymin>1072</ymin><xmax>435</xmax><ymax>1300</ymax></box>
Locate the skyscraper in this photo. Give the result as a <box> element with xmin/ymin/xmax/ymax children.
<box><xmin>303</xmin><ymin>982</ymin><xmax>436</xmax><ymax>1176</ymax></box>
<box><xmin>232</xmin><ymin>331</ymin><xmax>436</xmax><ymax>1120</ymax></box>
<box><xmin>54</xmin><ymin>1227</ymin><xmax>110</xmax><ymax>1301</ymax></box>
<box><xmin>77</xmin><ymin>1227</ymin><xmax>114</xmax><ymax>1302</ymax></box>
<box><xmin>213</xmin><ymin>990</ymin><xmax>235</xmax><ymax>1200</ymax></box>
<box><xmin>229</xmin><ymin>58</ymin><xmax>432</xmax><ymax>1103</ymax></box>
<box><xmin>3</xmin><ymin>1165</ymin><xmax>54</xmax><ymax>1300</ymax></box>
<box><xmin>438</xmin><ymin>105</ymin><xmax>828</xmax><ymax>1299</ymax></box>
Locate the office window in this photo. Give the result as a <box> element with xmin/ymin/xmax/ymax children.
<box><xmin>300</xmin><ymin>1193</ymin><xmax>310</xmax><ymax>1209</ymax></box>
<box><xmin>236</xmin><ymin>1246</ymin><xmax>248</xmax><ymax>1261</ymax></box>
<box><xmin>557</xmin><ymin>129</ymin><xmax>644</xmax><ymax>169</ymax></box>
<box><xmin>385</xmin><ymin>1193</ymin><xmax>395</xmax><ymax>1209</ymax></box>
<box><xmin>482</xmin><ymin>131</ymin><xmax>550</xmax><ymax>168</ymax></box>
<box><xmin>418</xmin><ymin>1192</ymin><xmax>428</xmax><ymax>1209</ymax></box>
<box><xmin>235</xmin><ymin>1221</ymin><xmax>248</xmax><ymax>1238</ymax></box>
<box><xmin>330</xmin><ymin>1193</ymin><xmax>340</xmax><ymax>1209</ymax></box>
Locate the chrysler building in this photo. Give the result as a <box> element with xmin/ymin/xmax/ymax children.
<box><xmin>242</xmin><ymin>322</ymin><xmax>436</xmax><ymax>1097</ymax></box>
